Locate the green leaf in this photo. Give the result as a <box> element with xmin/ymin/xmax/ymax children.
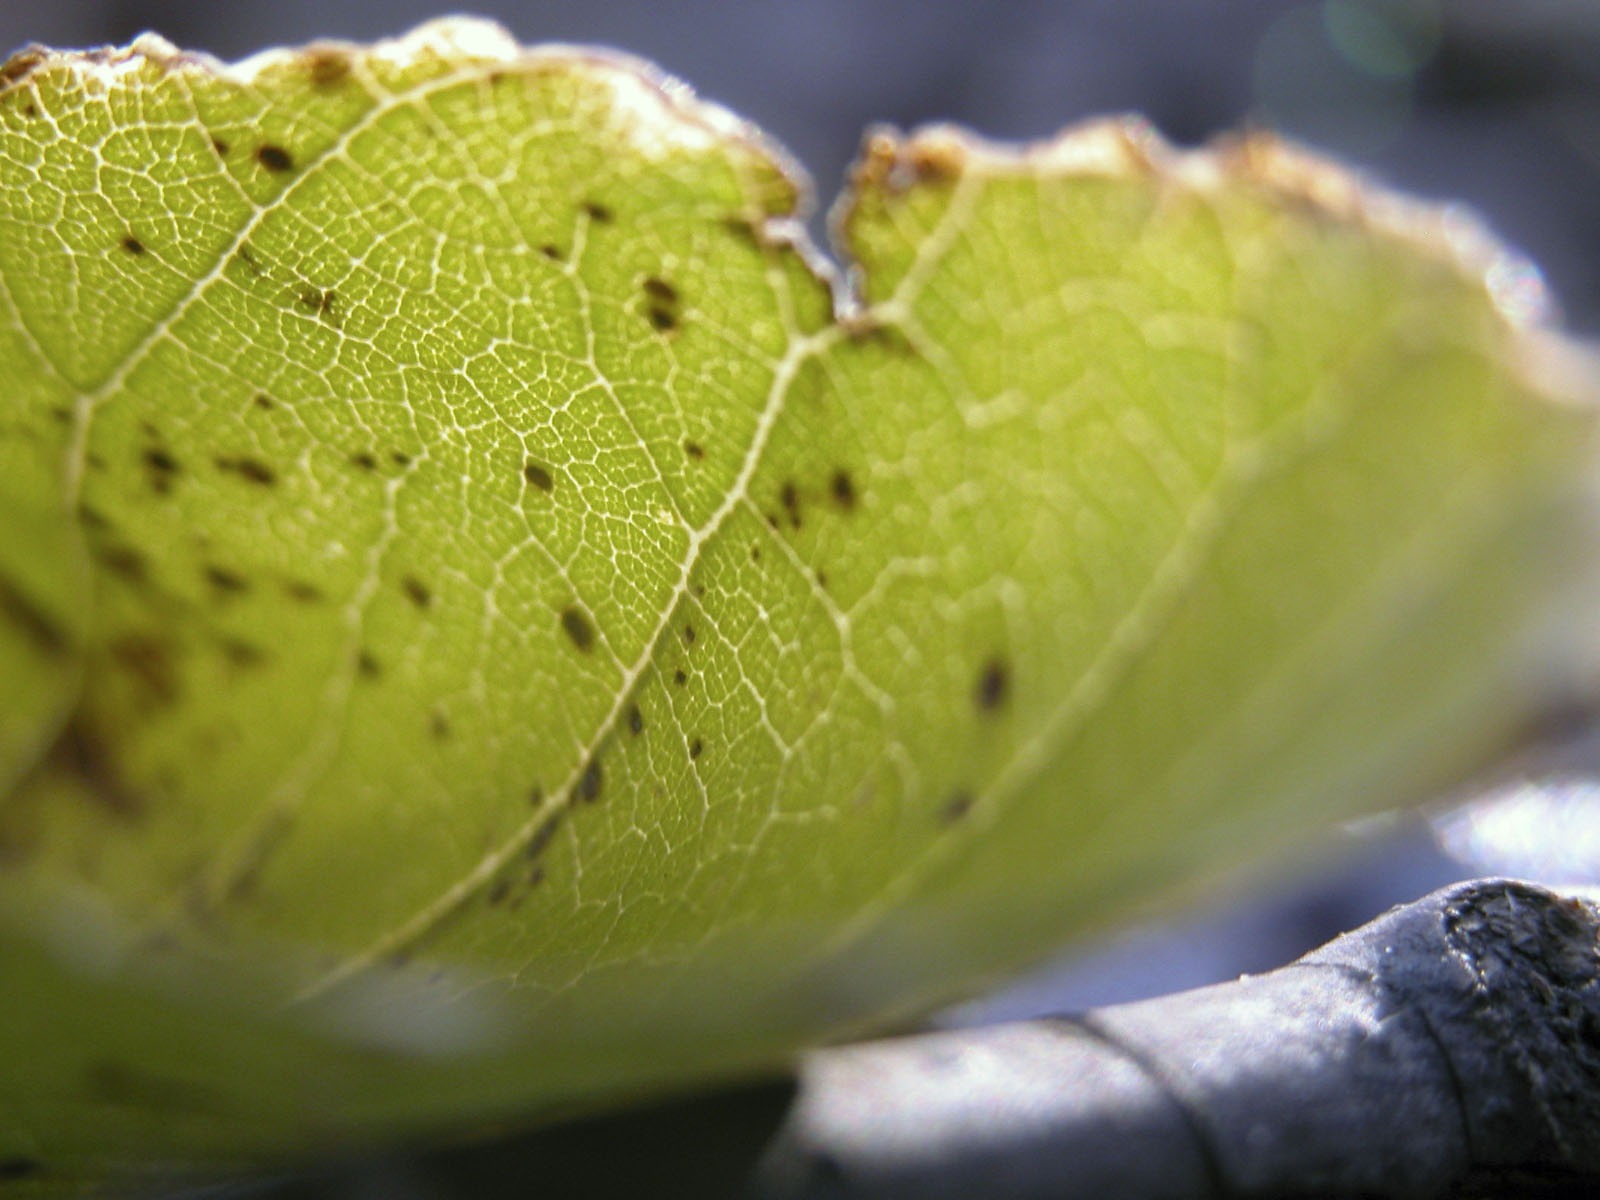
<box><xmin>1</xmin><ymin>18</ymin><xmax>1597</xmax><ymax>1191</ymax></box>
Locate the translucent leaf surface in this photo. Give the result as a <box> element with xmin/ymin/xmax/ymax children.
<box><xmin>1</xmin><ymin>18</ymin><xmax>1597</xmax><ymax>1192</ymax></box>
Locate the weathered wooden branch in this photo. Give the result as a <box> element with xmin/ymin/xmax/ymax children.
<box><xmin>749</xmin><ymin>877</ymin><xmax>1600</xmax><ymax>1199</ymax></box>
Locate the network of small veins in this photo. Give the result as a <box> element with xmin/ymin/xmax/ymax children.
<box><xmin>0</xmin><ymin>49</ymin><xmax>1316</xmax><ymax>995</ymax></box>
<box><xmin>0</xmin><ymin>54</ymin><xmax>985</xmax><ymax>966</ymax></box>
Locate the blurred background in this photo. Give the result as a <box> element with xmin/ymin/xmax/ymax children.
<box><xmin>5</xmin><ymin>1</ymin><xmax>1600</xmax><ymax>1194</ymax></box>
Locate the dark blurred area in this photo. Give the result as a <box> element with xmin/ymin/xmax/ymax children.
<box><xmin>5</xmin><ymin>2</ymin><xmax>1600</xmax><ymax>1195</ymax></box>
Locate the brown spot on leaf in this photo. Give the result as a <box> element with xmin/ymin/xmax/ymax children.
<box><xmin>642</xmin><ymin>276</ymin><xmax>681</xmax><ymax>334</ymax></box>
<box><xmin>284</xmin><ymin>579</ymin><xmax>323</xmax><ymax>603</ymax></box>
<box><xmin>390</xmin><ymin>451</ymin><xmax>412</xmax><ymax>466</ymax></box>
<box><xmin>975</xmin><ymin>658</ymin><xmax>1010</xmax><ymax>713</ymax></box>
<box><xmin>204</xmin><ymin>565</ymin><xmax>248</xmax><ymax>594</ymax></box>
<box><xmin>0</xmin><ymin>572</ymin><xmax>68</xmax><ymax>656</ymax></box>
<box><xmin>689</xmin><ymin>737</ymin><xmax>703</xmax><ymax>760</ymax></box>
<box><xmin>523</xmin><ymin>461</ymin><xmax>554</xmax><ymax>492</ymax></box>
<box><xmin>526</xmin><ymin>811</ymin><xmax>562</xmax><ymax>860</ymax></box>
<box><xmin>401</xmin><ymin>575</ymin><xmax>432</xmax><ymax>609</ymax></box>
<box><xmin>540</xmin><ymin>243</ymin><xmax>563</xmax><ymax>261</ymax></box>
<box><xmin>236</xmin><ymin>245</ymin><xmax>264</xmax><ymax>277</ymax></box>
<box><xmin>780</xmin><ymin>481</ymin><xmax>802</xmax><ymax>529</ymax></box>
<box><xmin>488</xmin><ymin>878</ymin><xmax>512</xmax><ymax>906</ymax></box>
<box><xmin>575</xmin><ymin>758</ymin><xmax>603</xmax><ymax>803</ymax></box>
<box><xmin>108</xmin><ymin>633</ymin><xmax>180</xmax><ymax>706</ymax></box>
<box><xmin>683</xmin><ymin>440</ymin><xmax>705</xmax><ymax>461</ymax></box>
<box><xmin>909</xmin><ymin>136</ymin><xmax>968</xmax><ymax>183</ymax></box>
<box><xmin>939</xmin><ymin>790</ymin><xmax>975</xmax><ymax>825</ymax></box>
<box><xmin>830</xmin><ymin>469</ymin><xmax>857</xmax><ymax>511</ymax></box>
<box><xmin>356</xmin><ymin>650</ymin><xmax>381</xmax><ymax>678</ymax></box>
<box><xmin>94</xmin><ymin>543</ymin><xmax>147</xmax><ymax>583</ymax></box>
<box><xmin>0</xmin><ymin>47</ymin><xmax>46</xmax><ymax>92</ymax></box>
<box><xmin>627</xmin><ymin>704</ymin><xmax>643</xmax><ymax>735</ymax></box>
<box><xmin>560</xmin><ymin>605</ymin><xmax>595</xmax><ymax>652</ymax></box>
<box><xmin>749</xmin><ymin>544</ymin><xmax>761</xmax><ymax>563</ymax></box>
<box><xmin>298</xmin><ymin>287</ymin><xmax>340</xmax><ymax>323</ymax></box>
<box><xmin>673</xmin><ymin>668</ymin><xmax>687</xmax><ymax>687</ymax></box>
<box><xmin>48</xmin><ymin>715</ymin><xmax>144</xmax><ymax>819</ymax></box>
<box><xmin>210</xmin><ymin>136</ymin><xmax>229</xmax><ymax>156</ymax></box>
<box><xmin>429</xmin><ymin>708</ymin><xmax>451</xmax><ymax>740</ymax></box>
<box><xmin>349</xmin><ymin>451</ymin><xmax>378</xmax><ymax>471</ymax></box>
<box><xmin>121</xmin><ymin>234</ymin><xmax>145</xmax><ymax>255</ymax></box>
<box><xmin>256</xmin><ymin>144</ymin><xmax>293</xmax><ymax>172</ymax></box>
<box><xmin>683</xmin><ymin>623</ymin><xmax>696</xmax><ymax>646</ymax></box>
<box><xmin>142</xmin><ymin>446</ymin><xmax>180</xmax><ymax>494</ymax></box>
<box><xmin>253</xmin><ymin>393</ymin><xmax>275</xmax><ymax>410</ymax></box>
<box><xmin>305</xmin><ymin>47</ymin><xmax>351</xmax><ymax>87</ymax></box>
<box><xmin>214</xmin><ymin>455</ymin><xmax>276</xmax><ymax>486</ymax></box>
<box><xmin>218</xmin><ymin>637</ymin><xmax>265</xmax><ymax>668</ymax></box>
<box><xmin>582</xmin><ymin>200</ymin><xmax>613</xmax><ymax>224</ymax></box>
<box><xmin>643</xmin><ymin>277</ymin><xmax>678</xmax><ymax>304</ymax></box>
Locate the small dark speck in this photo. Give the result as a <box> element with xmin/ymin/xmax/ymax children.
<box><xmin>356</xmin><ymin>650</ymin><xmax>381</xmax><ymax>678</ymax></box>
<box><xmin>749</xmin><ymin>544</ymin><xmax>762</xmax><ymax>563</ymax></box>
<box><xmin>528</xmin><ymin>784</ymin><xmax>543</xmax><ymax>808</ymax></box>
<box><xmin>627</xmin><ymin>704</ymin><xmax>643</xmax><ymax>735</ymax></box>
<box><xmin>940</xmin><ymin>790</ymin><xmax>976</xmax><ymax>824</ymax></box>
<box><xmin>256</xmin><ymin>144</ymin><xmax>293</xmax><ymax>172</ymax></box>
<box><xmin>121</xmin><ymin>234</ymin><xmax>145</xmax><ymax>255</ymax></box>
<box><xmin>523</xmin><ymin>461</ymin><xmax>554</xmax><ymax>492</ymax></box>
<box><xmin>429</xmin><ymin>708</ymin><xmax>451</xmax><ymax>740</ymax></box>
<box><xmin>526</xmin><ymin>812</ymin><xmax>562</xmax><ymax>860</ymax></box>
<box><xmin>143</xmin><ymin>447</ymin><xmax>180</xmax><ymax>475</ymax></box>
<box><xmin>284</xmin><ymin>579</ymin><xmax>324</xmax><ymax>603</ymax></box>
<box><xmin>0</xmin><ymin>572</ymin><xmax>68</xmax><ymax>656</ymax></box>
<box><xmin>215</xmin><ymin>455</ymin><xmax>277</xmax><ymax>486</ymax></box>
<box><xmin>975</xmin><ymin>658</ymin><xmax>1010</xmax><ymax>713</ymax></box>
<box><xmin>647</xmin><ymin>306</ymin><xmax>677</xmax><ymax>333</ymax></box>
<box><xmin>673</xmin><ymin>668</ymin><xmax>687</xmax><ymax>687</ymax></box>
<box><xmin>560</xmin><ymin>605</ymin><xmax>595</xmax><ymax>652</ymax></box>
<box><xmin>582</xmin><ymin>200</ymin><xmax>613</xmax><ymax>223</ymax></box>
<box><xmin>95</xmin><ymin>543</ymin><xmax>146</xmax><ymax>583</ymax></box>
<box><xmin>831</xmin><ymin>469</ymin><xmax>857</xmax><ymax>510</ymax></box>
<box><xmin>780</xmin><ymin>481</ymin><xmax>801</xmax><ymax>528</ymax></box>
<box><xmin>253</xmin><ymin>393</ymin><xmax>275</xmax><ymax>410</ymax></box>
<box><xmin>576</xmin><ymin>758</ymin><xmax>603</xmax><ymax>803</ymax></box>
<box><xmin>211</xmin><ymin>137</ymin><xmax>229</xmax><ymax>156</ymax></box>
<box><xmin>683</xmin><ymin>623</ymin><xmax>696</xmax><ymax>646</ymax></box>
<box><xmin>401</xmin><ymin>574</ymin><xmax>432</xmax><ymax>609</ymax></box>
<box><xmin>349</xmin><ymin>451</ymin><xmax>378</xmax><ymax>471</ymax></box>
<box><xmin>390</xmin><ymin>450</ymin><xmax>412</xmax><ymax>466</ymax></box>
<box><xmin>643</xmin><ymin>277</ymin><xmax>679</xmax><ymax>304</ymax></box>
<box><xmin>0</xmin><ymin>1158</ymin><xmax>41</xmax><ymax>1181</ymax></box>
<box><xmin>689</xmin><ymin>737</ymin><xmax>703</xmax><ymax>760</ymax></box>
<box><xmin>204</xmin><ymin>565</ymin><xmax>248</xmax><ymax>593</ymax></box>
<box><xmin>219</xmin><ymin>637</ymin><xmax>265</xmax><ymax>668</ymax></box>
<box><xmin>488</xmin><ymin>878</ymin><xmax>512</xmax><ymax>906</ymax></box>
<box><xmin>540</xmin><ymin>243</ymin><xmax>563</xmax><ymax>261</ymax></box>
<box><xmin>683</xmin><ymin>440</ymin><xmax>705</xmax><ymax>461</ymax></box>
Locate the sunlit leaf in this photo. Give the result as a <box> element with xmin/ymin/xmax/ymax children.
<box><xmin>1</xmin><ymin>18</ymin><xmax>1596</xmax><ymax>1192</ymax></box>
